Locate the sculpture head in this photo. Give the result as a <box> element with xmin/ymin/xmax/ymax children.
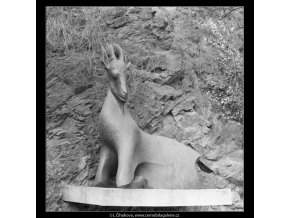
<box><xmin>101</xmin><ymin>44</ymin><xmax>131</xmax><ymax>103</ymax></box>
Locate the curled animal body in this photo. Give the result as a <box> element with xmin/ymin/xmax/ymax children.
<box><xmin>94</xmin><ymin>44</ymin><xmax>212</xmax><ymax>189</ymax></box>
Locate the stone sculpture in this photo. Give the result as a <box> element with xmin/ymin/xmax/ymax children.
<box><xmin>93</xmin><ymin>44</ymin><xmax>212</xmax><ymax>189</ymax></box>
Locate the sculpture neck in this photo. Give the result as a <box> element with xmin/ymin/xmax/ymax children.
<box><xmin>104</xmin><ymin>88</ymin><xmax>126</xmax><ymax>115</ymax></box>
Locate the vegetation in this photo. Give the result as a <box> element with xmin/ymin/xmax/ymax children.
<box><xmin>178</xmin><ymin>7</ymin><xmax>244</xmax><ymax>123</ymax></box>
<box><xmin>46</xmin><ymin>6</ymin><xmax>244</xmax><ymax>123</ymax></box>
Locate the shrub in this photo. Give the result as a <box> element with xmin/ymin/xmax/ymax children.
<box><xmin>178</xmin><ymin>7</ymin><xmax>244</xmax><ymax>123</ymax></box>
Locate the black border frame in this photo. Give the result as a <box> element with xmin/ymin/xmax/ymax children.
<box><xmin>37</xmin><ymin>1</ymin><xmax>253</xmax><ymax>217</ymax></box>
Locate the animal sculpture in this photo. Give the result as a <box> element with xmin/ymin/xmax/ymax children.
<box><xmin>93</xmin><ymin>44</ymin><xmax>212</xmax><ymax>189</ymax></box>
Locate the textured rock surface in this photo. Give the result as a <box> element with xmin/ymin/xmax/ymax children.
<box><xmin>46</xmin><ymin>7</ymin><xmax>244</xmax><ymax>212</ymax></box>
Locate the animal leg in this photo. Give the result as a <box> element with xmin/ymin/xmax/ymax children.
<box><xmin>93</xmin><ymin>145</ymin><xmax>117</xmax><ymax>187</ymax></box>
<box><xmin>119</xmin><ymin>176</ymin><xmax>150</xmax><ymax>189</ymax></box>
<box><xmin>115</xmin><ymin>149</ymin><xmax>137</xmax><ymax>187</ymax></box>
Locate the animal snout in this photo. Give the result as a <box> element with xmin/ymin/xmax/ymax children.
<box><xmin>120</xmin><ymin>90</ymin><xmax>128</xmax><ymax>100</ymax></box>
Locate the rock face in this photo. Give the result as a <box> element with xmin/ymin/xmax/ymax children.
<box><xmin>46</xmin><ymin>7</ymin><xmax>244</xmax><ymax>212</ymax></box>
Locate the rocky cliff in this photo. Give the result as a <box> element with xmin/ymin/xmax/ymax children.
<box><xmin>46</xmin><ymin>7</ymin><xmax>244</xmax><ymax>211</ymax></box>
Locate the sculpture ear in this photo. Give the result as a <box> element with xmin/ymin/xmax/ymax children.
<box><xmin>124</xmin><ymin>54</ymin><xmax>131</xmax><ymax>70</ymax></box>
<box><xmin>126</xmin><ymin>62</ymin><xmax>131</xmax><ymax>69</ymax></box>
